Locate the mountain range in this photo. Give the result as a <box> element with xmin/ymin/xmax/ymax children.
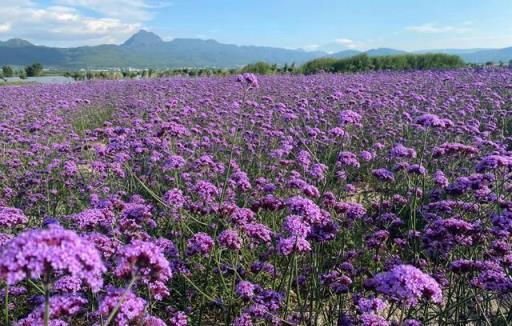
<box><xmin>1</xmin><ymin>30</ymin><xmax>511</xmax><ymax>69</ymax></box>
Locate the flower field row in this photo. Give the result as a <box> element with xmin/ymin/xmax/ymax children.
<box><xmin>0</xmin><ymin>69</ymin><xmax>512</xmax><ymax>325</ymax></box>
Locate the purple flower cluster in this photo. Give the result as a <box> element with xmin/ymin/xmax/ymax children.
<box><xmin>415</xmin><ymin>113</ymin><xmax>453</xmax><ymax>128</ymax></box>
<box><xmin>114</xmin><ymin>240</ymin><xmax>172</xmax><ymax>300</ymax></box>
<box><xmin>186</xmin><ymin>232</ymin><xmax>215</xmax><ymax>256</ymax></box>
<box><xmin>218</xmin><ymin>229</ymin><xmax>243</xmax><ymax>250</ymax></box>
<box><xmin>97</xmin><ymin>287</ymin><xmax>147</xmax><ymax>326</ymax></box>
<box><xmin>67</xmin><ymin>208</ymin><xmax>114</xmax><ymax>230</ymax></box>
<box><xmin>372</xmin><ymin>168</ymin><xmax>395</xmax><ymax>182</ymax></box>
<box><xmin>370</xmin><ymin>265</ymin><xmax>442</xmax><ymax>307</ymax></box>
<box><xmin>0</xmin><ymin>226</ymin><xmax>105</xmax><ymax>292</ymax></box>
<box><xmin>0</xmin><ymin>206</ymin><xmax>28</xmax><ymax>228</ymax></box>
<box><xmin>16</xmin><ymin>295</ymin><xmax>87</xmax><ymax>325</ymax></box>
<box><xmin>2</xmin><ymin>69</ymin><xmax>512</xmax><ymax>324</ymax></box>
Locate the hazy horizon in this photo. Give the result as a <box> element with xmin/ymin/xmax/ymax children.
<box><xmin>0</xmin><ymin>29</ymin><xmax>506</xmax><ymax>53</ymax></box>
<box><xmin>1</xmin><ymin>0</ymin><xmax>511</xmax><ymax>52</ymax></box>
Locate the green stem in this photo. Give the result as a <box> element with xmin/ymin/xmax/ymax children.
<box><xmin>4</xmin><ymin>285</ymin><xmax>8</xmax><ymax>326</ymax></box>
<box><xmin>44</xmin><ymin>283</ymin><xmax>50</xmax><ymax>326</ymax></box>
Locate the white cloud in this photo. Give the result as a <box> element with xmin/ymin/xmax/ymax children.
<box><xmin>0</xmin><ymin>1</ymin><xmax>162</xmax><ymax>46</ymax></box>
<box><xmin>334</xmin><ymin>38</ymin><xmax>363</xmax><ymax>49</ymax></box>
<box><xmin>302</xmin><ymin>44</ymin><xmax>320</xmax><ymax>50</ymax></box>
<box><xmin>0</xmin><ymin>23</ymin><xmax>11</xmax><ymax>33</ymax></box>
<box><xmin>406</xmin><ymin>22</ymin><xmax>472</xmax><ymax>34</ymax></box>
<box><xmin>55</xmin><ymin>0</ymin><xmax>168</xmax><ymax>22</ymax></box>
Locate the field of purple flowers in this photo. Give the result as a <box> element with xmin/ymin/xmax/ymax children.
<box><xmin>0</xmin><ymin>69</ymin><xmax>512</xmax><ymax>325</ymax></box>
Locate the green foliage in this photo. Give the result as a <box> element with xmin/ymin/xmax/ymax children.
<box><xmin>59</xmin><ymin>54</ymin><xmax>466</xmax><ymax>81</ymax></box>
<box><xmin>18</xmin><ymin>69</ymin><xmax>27</xmax><ymax>79</ymax></box>
<box><xmin>25</xmin><ymin>63</ymin><xmax>44</xmax><ymax>77</ymax></box>
<box><xmin>302</xmin><ymin>53</ymin><xmax>465</xmax><ymax>74</ymax></box>
<box><xmin>240</xmin><ymin>61</ymin><xmax>275</xmax><ymax>74</ymax></box>
<box><xmin>301</xmin><ymin>57</ymin><xmax>339</xmax><ymax>74</ymax></box>
<box><xmin>2</xmin><ymin>65</ymin><xmax>14</xmax><ymax>77</ymax></box>
<box><xmin>70</xmin><ymin>106</ymin><xmax>115</xmax><ymax>136</ymax></box>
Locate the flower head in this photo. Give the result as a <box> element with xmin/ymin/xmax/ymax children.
<box><xmin>0</xmin><ymin>206</ymin><xmax>28</xmax><ymax>228</ymax></box>
<box><xmin>370</xmin><ymin>265</ymin><xmax>442</xmax><ymax>307</ymax></box>
<box><xmin>114</xmin><ymin>240</ymin><xmax>172</xmax><ymax>300</ymax></box>
<box><xmin>0</xmin><ymin>226</ymin><xmax>105</xmax><ymax>292</ymax></box>
<box><xmin>218</xmin><ymin>229</ymin><xmax>243</xmax><ymax>250</ymax></box>
<box><xmin>97</xmin><ymin>287</ymin><xmax>146</xmax><ymax>326</ymax></box>
<box><xmin>187</xmin><ymin>232</ymin><xmax>214</xmax><ymax>256</ymax></box>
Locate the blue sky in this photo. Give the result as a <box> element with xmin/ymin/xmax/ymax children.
<box><xmin>1</xmin><ymin>0</ymin><xmax>511</xmax><ymax>50</ymax></box>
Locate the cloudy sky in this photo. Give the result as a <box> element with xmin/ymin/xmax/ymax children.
<box><xmin>0</xmin><ymin>0</ymin><xmax>511</xmax><ymax>51</ymax></box>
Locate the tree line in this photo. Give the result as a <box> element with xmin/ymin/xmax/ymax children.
<box><xmin>1</xmin><ymin>63</ymin><xmax>44</xmax><ymax>79</ymax></box>
<box><xmin>3</xmin><ymin>55</ymin><xmax>511</xmax><ymax>82</ymax></box>
<box><xmin>300</xmin><ymin>53</ymin><xmax>465</xmax><ymax>74</ymax></box>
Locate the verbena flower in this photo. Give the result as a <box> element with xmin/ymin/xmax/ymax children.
<box><xmin>218</xmin><ymin>229</ymin><xmax>243</xmax><ymax>250</ymax></box>
<box><xmin>169</xmin><ymin>311</ymin><xmax>189</xmax><ymax>326</ymax></box>
<box><xmin>339</xmin><ymin>110</ymin><xmax>362</xmax><ymax>125</ymax></box>
<box><xmin>144</xmin><ymin>315</ymin><xmax>167</xmax><ymax>326</ymax></box>
<box><xmin>0</xmin><ymin>226</ymin><xmax>105</xmax><ymax>292</ymax></box>
<box><xmin>389</xmin><ymin>144</ymin><xmax>417</xmax><ymax>159</ymax></box>
<box><xmin>370</xmin><ymin>265</ymin><xmax>442</xmax><ymax>307</ymax></box>
<box><xmin>360</xmin><ymin>313</ymin><xmax>389</xmax><ymax>326</ymax></box>
<box><xmin>53</xmin><ymin>275</ymin><xmax>82</xmax><ymax>294</ymax></box>
<box><xmin>476</xmin><ymin>155</ymin><xmax>512</xmax><ymax>172</ymax></box>
<box><xmin>372</xmin><ymin>168</ymin><xmax>395</xmax><ymax>182</ymax></box>
<box><xmin>233</xmin><ymin>313</ymin><xmax>253</xmax><ymax>326</ymax></box>
<box><xmin>186</xmin><ymin>232</ymin><xmax>215</xmax><ymax>256</ymax></box>
<box><xmin>282</xmin><ymin>215</ymin><xmax>311</xmax><ymax>237</ymax></box>
<box><xmin>321</xmin><ymin>270</ymin><xmax>352</xmax><ymax>293</ymax></box>
<box><xmin>433</xmin><ymin>143</ymin><xmax>479</xmax><ymax>157</ymax></box>
<box><xmin>237</xmin><ymin>73</ymin><xmax>259</xmax><ymax>88</ymax></box>
<box><xmin>97</xmin><ymin>287</ymin><xmax>146</xmax><ymax>326</ymax></box>
<box><xmin>236</xmin><ymin>280</ymin><xmax>258</xmax><ymax>300</ymax></box>
<box><xmin>114</xmin><ymin>240</ymin><xmax>172</xmax><ymax>300</ymax></box>
<box><xmin>67</xmin><ymin>208</ymin><xmax>114</xmax><ymax>230</ymax></box>
<box><xmin>0</xmin><ymin>206</ymin><xmax>28</xmax><ymax>228</ymax></box>
<box><xmin>415</xmin><ymin>113</ymin><xmax>452</xmax><ymax>128</ymax></box>
<box><xmin>277</xmin><ymin>236</ymin><xmax>311</xmax><ymax>256</ymax></box>
<box><xmin>337</xmin><ymin>151</ymin><xmax>360</xmax><ymax>168</ymax></box>
<box><xmin>16</xmin><ymin>295</ymin><xmax>87</xmax><ymax>326</ymax></box>
<box><xmin>241</xmin><ymin>223</ymin><xmax>273</xmax><ymax>243</ymax></box>
<box><xmin>357</xmin><ymin>297</ymin><xmax>388</xmax><ymax>313</ymax></box>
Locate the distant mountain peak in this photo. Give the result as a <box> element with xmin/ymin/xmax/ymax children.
<box><xmin>365</xmin><ymin>48</ymin><xmax>406</xmax><ymax>56</ymax></box>
<box><xmin>330</xmin><ymin>49</ymin><xmax>362</xmax><ymax>58</ymax></box>
<box><xmin>0</xmin><ymin>38</ymin><xmax>34</xmax><ymax>47</ymax></box>
<box><xmin>1</xmin><ymin>33</ymin><xmax>511</xmax><ymax>68</ymax></box>
<box><xmin>122</xmin><ymin>30</ymin><xmax>163</xmax><ymax>47</ymax></box>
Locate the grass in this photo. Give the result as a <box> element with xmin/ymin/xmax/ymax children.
<box><xmin>0</xmin><ymin>81</ymin><xmax>34</xmax><ymax>87</ymax></box>
<box><xmin>69</xmin><ymin>106</ymin><xmax>115</xmax><ymax>136</ymax></box>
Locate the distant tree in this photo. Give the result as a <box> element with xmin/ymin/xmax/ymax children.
<box><xmin>288</xmin><ymin>62</ymin><xmax>298</xmax><ymax>74</ymax></box>
<box><xmin>509</xmin><ymin>60</ymin><xmax>512</xmax><ymax>68</ymax></box>
<box><xmin>19</xmin><ymin>69</ymin><xmax>27</xmax><ymax>79</ymax></box>
<box><xmin>71</xmin><ymin>72</ymin><xmax>84</xmax><ymax>81</ymax></box>
<box><xmin>302</xmin><ymin>53</ymin><xmax>464</xmax><ymax>74</ymax></box>
<box><xmin>25</xmin><ymin>63</ymin><xmax>43</xmax><ymax>77</ymax></box>
<box><xmin>2</xmin><ymin>65</ymin><xmax>14</xmax><ymax>77</ymax></box>
<box><xmin>241</xmin><ymin>62</ymin><xmax>273</xmax><ymax>74</ymax></box>
<box><xmin>485</xmin><ymin>61</ymin><xmax>494</xmax><ymax>66</ymax></box>
<box><xmin>301</xmin><ymin>57</ymin><xmax>338</xmax><ymax>74</ymax></box>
